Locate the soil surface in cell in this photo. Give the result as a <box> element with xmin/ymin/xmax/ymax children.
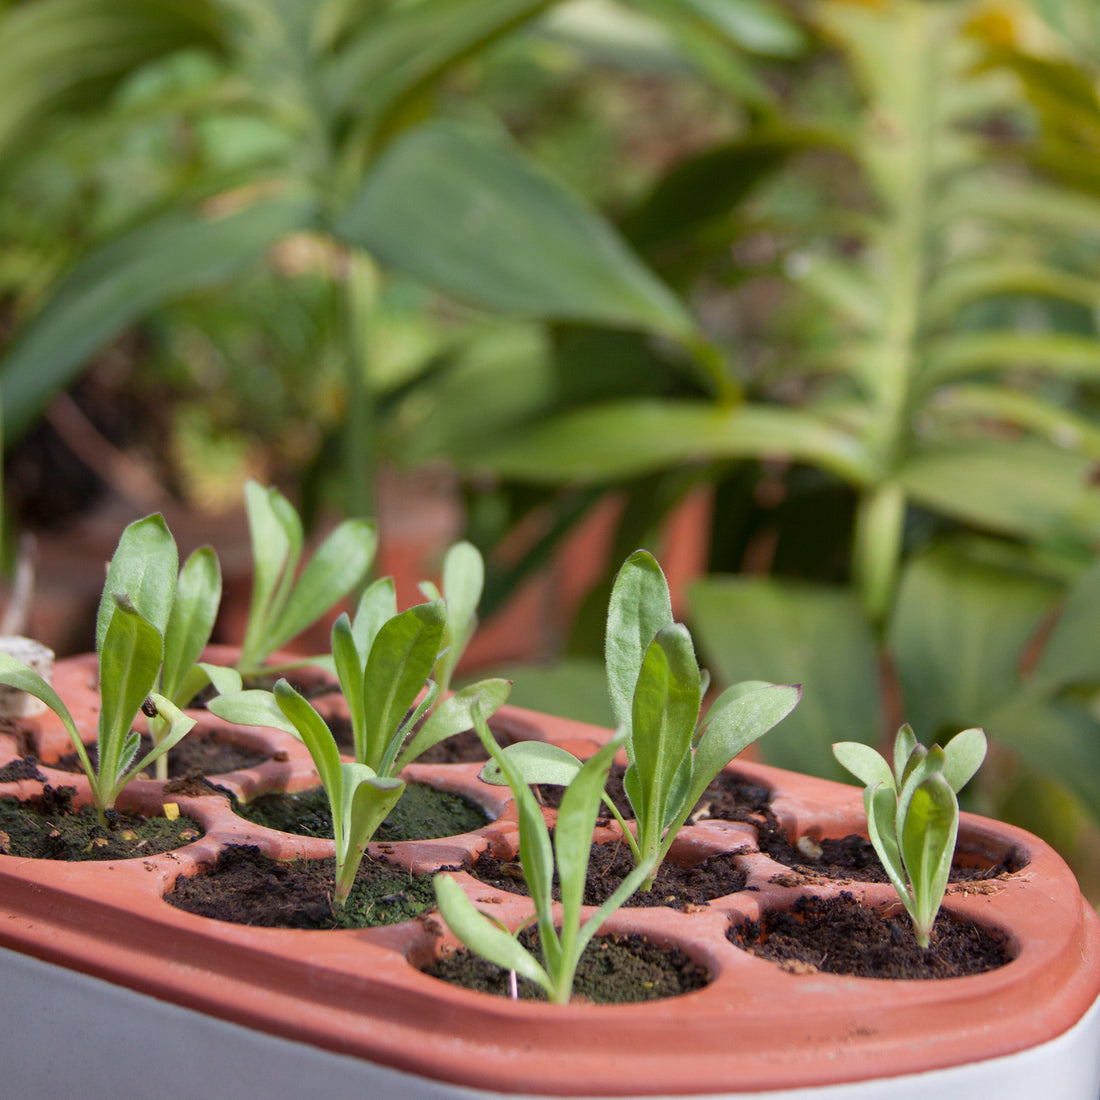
<box><xmin>535</xmin><ymin>765</ymin><xmax>774</xmax><ymax>823</ymax></box>
<box><xmin>0</xmin><ymin>785</ymin><xmax>202</xmax><ymax>860</ymax></box>
<box><xmin>470</xmin><ymin>842</ymin><xmax>748</xmax><ymax>909</ymax></box>
<box><xmin>751</xmin><ymin>808</ymin><xmax>1027</xmax><ymax>884</ymax></box>
<box><xmin>53</xmin><ymin>731</ymin><xmax>270</xmax><ymax>779</ymax></box>
<box><xmin>426</xmin><ymin>925</ymin><xmax>710</xmax><ymax>1002</ymax></box>
<box><xmin>730</xmin><ymin>892</ymin><xmax>1011</xmax><ymax>978</ymax></box>
<box><xmin>236</xmin><ymin>780</ymin><xmax>490</xmax><ymax>841</ymax></box>
<box><xmin>166</xmin><ymin>844</ymin><xmax>437</xmax><ymax>929</ymax></box>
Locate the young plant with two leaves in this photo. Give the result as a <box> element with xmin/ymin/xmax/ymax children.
<box><xmin>234</xmin><ymin>480</ymin><xmax>377</xmax><ymax>677</ymax></box>
<box><xmin>480</xmin><ymin>550</ymin><xmax>801</xmax><ymax>889</ymax></box>
<box><xmin>434</xmin><ymin>706</ymin><xmax>658</xmax><ymax>1004</ymax></box>
<box><xmin>210</xmin><ymin>564</ymin><xmax>509</xmax><ymax>911</ymax></box>
<box><xmin>832</xmin><ymin>724</ymin><xmax>988</xmax><ymax>949</ymax></box>
<box><xmin>0</xmin><ymin>513</ymin><xmax>205</xmax><ymax>821</ymax></box>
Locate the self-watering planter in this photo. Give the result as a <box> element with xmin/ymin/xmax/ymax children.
<box><xmin>0</xmin><ymin>653</ymin><xmax>1097</xmax><ymax>1100</ymax></box>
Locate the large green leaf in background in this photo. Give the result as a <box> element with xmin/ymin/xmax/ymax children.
<box><xmin>466</xmin><ymin>398</ymin><xmax>873</xmax><ymax>484</ymax></box>
<box><xmin>888</xmin><ymin>544</ymin><xmax>1060</xmax><ymax>740</ymax></box>
<box><xmin>898</xmin><ymin>440</ymin><xmax>1100</xmax><ymax>545</ymax></box>
<box><xmin>1</xmin><ymin>197</ymin><xmax>316</xmax><ymax>442</ymax></box>
<box><xmin>334</xmin><ymin>122</ymin><xmax>693</xmax><ymax>338</ymax></box>
<box><xmin>325</xmin><ymin>0</ymin><xmax>556</xmax><ymax>145</ymax></box>
<box><xmin>0</xmin><ymin>0</ymin><xmax>224</xmax><ymax>163</ymax></box>
<box><xmin>688</xmin><ymin>577</ymin><xmax>882</xmax><ymax>777</ymax></box>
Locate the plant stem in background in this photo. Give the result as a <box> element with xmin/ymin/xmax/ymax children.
<box><xmin>338</xmin><ymin>247</ymin><xmax>379</xmax><ymax>524</ymax></box>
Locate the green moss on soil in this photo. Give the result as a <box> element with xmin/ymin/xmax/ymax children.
<box><xmin>237</xmin><ymin>780</ymin><xmax>490</xmax><ymax>841</ymax></box>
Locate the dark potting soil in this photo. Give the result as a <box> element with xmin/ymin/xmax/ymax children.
<box><xmin>730</xmin><ymin>892</ymin><xmax>1011</xmax><ymax>978</ymax></box>
<box><xmin>535</xmin><ymin>765</ymin><xmax>774</xmax><ymax>823</ymax></box>
<box><xmin>53</xmin><ymin>732</ymin><xmax>270</xmax><ymax>779</ymax></box>
<box><xmin>0</xmin><ymin>786</ymin><xmax>202</xmax><ymax>860</ymax></box>
<box><xmin>469</xmin><ymin>842</ymin><xmax>748</xmax><ymax>909</ymax></box>
<box><xmin>750</xmin><ymin>808</ymin><xmax>1027</xmax><ymax>884</ymax></box>
<box><xmin>166</xmin><ymin>844</ymin><xmax>438</xmax><ymax>929</ymax></box>
<box><xmin>425</xmin><ymin>925</ymin><xmax>710</xmax><ymax>1003</ymax></box>
<box><xmin>236</xmin><ymin>780</ymin><xmax>490</xmax><ymax>842</ymax></box>
<box><xmin>0</xmin><ymin>754</ymin><xmax>48</xmax><ymax>783</ymax></box>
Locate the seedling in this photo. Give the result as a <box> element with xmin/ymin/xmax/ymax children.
<box><xmin>0</xmin><ymin>514</ymin><xmax>196</xmax><ymax>823</ymax></box>
<box><xmin>434</xmin><ymin>706</ymin><xmax>657</xmax><ymax>1004</ymax></box>
<box><xmin>236</xmin><ymin>480</ymin><xmax>377</xmax><ymax>676</ymax></box>
<box><xmin>210</xmin><ymin>583</ymin><xmax>510</xmax><ymax>909</ymax></box>
<box><xmin>418</xmin><ymin>540</ymin><xmax>483</xmax><ymax>696</ymax></box>
<box><xmin>222</xmin><ymin>677</ymin><xmax>406</xmax><ymax>909</ymax></box>
<box><xmin>480</xmin><ymin>550</ymin><xmax>800</xmax><ymax>888</ymax></box>
<box><xmin>832</xmin><ymin>724</ymin><xmax>988</xmax><ymax>948</ymax></box>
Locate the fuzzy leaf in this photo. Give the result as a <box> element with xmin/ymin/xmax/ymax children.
<box><xmin>940</xmin><ymin>727</ymin><xmax>987</xmax><ymax>794</ymax></box>
<box><xmin>433</xmin><ymin>874</ymin><xmax>552</xmax><ymax>995</ymax></box>
<box><xmin>605</xmin><ymin>550</ymin><xmax>674</xmax><ymax>737</ymax></box>
<box><xmin>833</xmin><ymin>741</ymin><xmax>895</xmax><ymax>792</ymax></box>
<box><xmin>362</xmin><ymin>600</ymin><xmax>446</xmax><ymax>769</ymax></box>
<box><xmin>208</xmin><ymin>689</ymin><xmax>301</xmax><ymax>739</ymax></box>
<box><xmin>395</xmin><ymin>678</ymin><xmax>511</xmax><ymax>771</ymax></box>
<box><xmin>96</xmin><ymin>514</ymin><xmax>178</xmax><ymax>653</ymax></box>
<box><xmin>161</xmin><ymin>546</ymin><xmax>220</xmax><ymax>704</ymax></box>
<box><xmin>479</xmin><ymin>740</ymin><xmax>584</xmax><ymax>788</ymax></box>
<box><xmin>899</xmin><ymin>772</ymin><xmax>958</xmax><ymax>946</ymax></box>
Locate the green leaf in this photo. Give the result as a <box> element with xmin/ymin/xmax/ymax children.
<box><xmin>674</xmin><ymin>0</ymin><xmax>807</xmax><ymax>57</ymax></box>
<box><xmin>335</xmin><ymin>122</ymin><xmax>692</xmax><ymax>338</ymax></box>
<box><xmin>893</xmin><ymin>724</ymin><xmax>917</xmax><ymax>784</ymax></box>
<box><xmin>467</xmin><ymin>399</ymin><xmax>872</xmax><ymax>486</ymax></box>
<box><xmin>689</xmin><ymin>577</ymin><xmax>882</xmax><ymax>778</ymax></box>
<box><xmin>0</xmin><ymin>653</ymin><xmax>84</xmax><ymax>766</ymax></box>
<box><xmin>332</xmin><ymin>613</ymin><xmax>367</xmax><ymax>760</ymax></box>
<box><xmin>265</xmin><ymin>518</ymin><xmax>377</xmax><ymax>654</ymax></box>
<box><xmin>0</xmin><ymin>0</ymin><xmax>224</xmax><ymax>162</ymax></box>
<box><xmin>362</xmin><ymin>600</ymin><xmax>446</xmax><ymax>771</ymax></box>
<box><xmin>334</xmin><ymin>767</ymin><xmax>405</xmax><ymax>906</ymax></box>
<box><xmin>97</xmin><ymin>596</ymin><xmax>163</xmax><ymax>805</ymax></box>
<box><xmin>922</xmin><ymin>331</ymin><xmax>1100</xmax><ymax>389</ymax></box>
<box><xmin>324</xmin><ymin>0</ymin><xmax>555</xmax><ymax>141</ymax></box>
<box><xmin>690</xmin><ymin>681</ymin><xmax>801</xmax><ymax>804</ymax></box>
<box><xmin>864</xmin><ymin>783</ymin><xmax>908</xmax><ymax>907</ymax></box>
<box><xmin>394</xmin><ymin>678</ymin><xmax>511</xmax><ymax>771</ymax></box>
<box><xmin>471</xmin><ymin>707</ymin><xmax>556</xmax><ymax>923</ymax></box>
<box><xmin>351</xmin><ymin>578</ymin><xmax>399</xmax><ymax>662</ymax></box>
<box><xmin>629</xmin><ymin>624</ymin><xmax>700</xmax><ymax>853</ymax></box>
<box><xmin>208</xmin><ymin>689</ymin><xmax>300</xmax><ymax>739</ymax></box>
<box><xmin>553</xmin><ymin>734</ymin><xmax>626</xmax><ymax>955</ymax></box>
<box><xmin>898</xmin><ymin>440</ymin><xmax>1100</xmax><ymax>545</ymax></box>
<box><xmin>1031</xmin><ymin>555</ymin><xmax>1100</xmax><ymax>691</ymax></box>
<box><xmin>898</xmin><ymin>773</ymin><xmax>957</xmax><ymax>947</ymax></box>
<box><xmin>437</xmin><ymin>541</ymin><xmax>484</xmax><ymax>692</ymax></box>
<box><xmin>433</xmin><ymin>874</ymin><xmax>552</xmax><ymax>995</ymax></box>
<box><xmin>185</xmin><ymin>662</ymin><xmax>242</xmax><ymax>702</ymax></box>
<box><xmin>96</xmin><ymin>514</ymin><xmax>178</xmax><ymax>654</ymax></box>
<box><xmin>274</xmin><ymin>679</ymin><xmax>344</xmax><ymax>817</ymax></box>
<box><xmin>940</xmin><ymin>727</ymin><xmax>987</xmax><ymax>794</ymax></box>
<box><xmin>1</xmin><ymin>200</ymin><xmax>315</xmax><ymax>443</ymax></box>
<box><xmin>479</xmin><ymin>740</ymin><xmax>584</xmax><ymax>789</ymax></box>
<box><xmin>833</xmin><ymin>741</ymin><xmax>894</xmax><ymax>792</ymax></box>
<box><xmin>161</xmin><ymin>546</ymin><xmax>220</xmax><ymax>704</ymax></box>
<box><xmin>115</xmin><ymin>693</ymin><xmax>195</xmax><ymax>797</ymax></box>
<box><xmin>888</xmin><ymin>545</ymin><xmax>1060</xmax><ymax>738</ymax></box>
<box><xmin>240</xmin><ymin>481</ymin><xmax>301</xmax><ymax>670</ymax></box>
<box><xmin>984</xmin><ymin>696</ymin><xmax>1100</xmax><ymax>827</ymax></box>
<box><xmin>605</xmin><ymin>550</ymin><xmax>674</xmax><ymax>736</ymax></box>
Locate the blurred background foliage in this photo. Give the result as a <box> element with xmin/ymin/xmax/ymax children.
<box><xmin>1</xmin><ymin>0</ymin><xmax>1098</xmax><ymax>899</ymax></box>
